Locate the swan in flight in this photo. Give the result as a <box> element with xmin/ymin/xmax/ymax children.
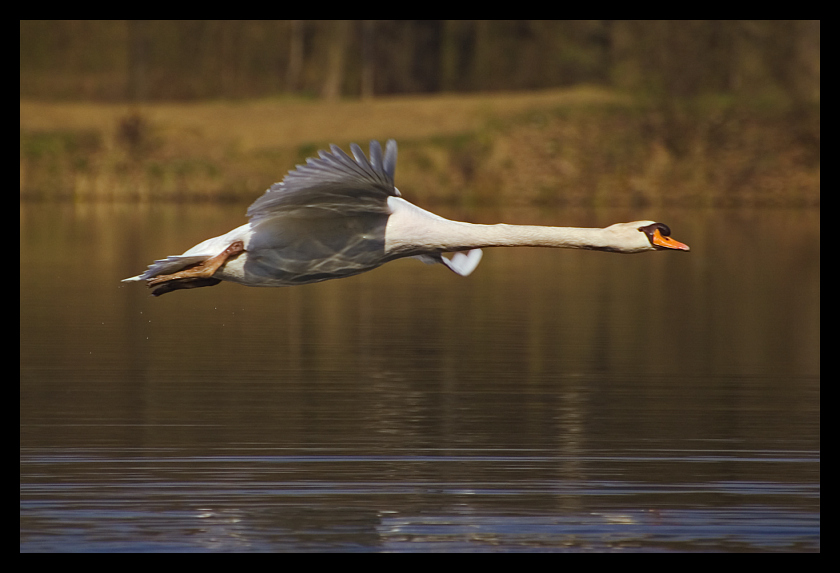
<box><xmin>123</xmin><ymin>140</ymin><xmax>689</xmax><ymax>296</ymax></box>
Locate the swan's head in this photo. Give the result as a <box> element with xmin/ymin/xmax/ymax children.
<box><xmin>604</xmin><ymin>221</ymin><xmax>690</xmax><ymax>253</ymax></box>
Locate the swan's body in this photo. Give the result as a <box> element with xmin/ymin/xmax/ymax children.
<box><xmin>124</xmin><ymin>140</ymin><xmax>688</xmax><ymax>296</ymax></box>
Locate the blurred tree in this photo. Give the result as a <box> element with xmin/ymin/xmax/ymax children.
<box><xmin>285</xmin><ymin>20</ymin><xmax>304</xmax><ymax>93</ymax></box>
<box><xmin>321</xmin><ymin>20</ymin><xmax>351</xmax><ymax>100</ymax></box>
<box><xmin>361</xmin><ymin>20</ymin><xmax>376</xmax><ymax>99</ymax></box>
<box><xmin>19</xmin><ymin>20</ymin><xmax>820</xmax><ymax>103</ymax></box>
<box><xmin>127</xmin><ymin>20</ymin><xmax>150</xmax><ymax>101</ymax></box>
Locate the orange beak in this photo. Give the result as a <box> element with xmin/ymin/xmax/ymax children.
<box><xmin>652</xmin><ymin>228</ymin><xmax>690</xmax><ymax>251</ymax></box>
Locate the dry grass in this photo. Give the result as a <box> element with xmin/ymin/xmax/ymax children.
<box><xmin>20</xmin><ymin>86</ymin><xmax>620</xmax><ymax>153</ymax></box>
<box><xmin>20</xmin><ymin>87</ymin><xmax>819</xmax><ymax>207</ymax></box>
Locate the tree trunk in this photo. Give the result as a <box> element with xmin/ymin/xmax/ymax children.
<box><xmin>321</xmin><ymin>20</ymin><xmax>351</xmax><ymax>101</ymax></box>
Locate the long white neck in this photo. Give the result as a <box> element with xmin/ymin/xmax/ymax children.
<box><xmin>384</xmin><ymin>197</ymin><xmax>652</xmax><ymax>255</ymax></box>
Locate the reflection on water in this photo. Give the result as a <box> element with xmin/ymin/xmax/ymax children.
<box><xmin>20</xmin><ymin>448</ymin><xmax>819</xmax><ymax>552</ymax></box>
<box><xmin>20</xmin><ymin>203</ymin><xmax>820</xmax><ymax>551</ymax></box>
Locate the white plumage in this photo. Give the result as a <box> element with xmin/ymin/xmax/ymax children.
<box><xmin>124</xmin><ymin>140</ymin><xmax>689</xmax><ymax>296</ymax></box>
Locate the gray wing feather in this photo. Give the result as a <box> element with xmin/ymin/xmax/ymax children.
<box><xmin>325</xmin><ymin>144</ymin><xmax>369</xmax><ymax>179</ymax></box>
<box><xmin>369</xmin><ymin>140</ymin><xmax>384</xmax><ymax>174</ymax></box>
<box><xmin>350</xmin><ymin>143</ymin><xmax>368</xmax><ymax>165</ymax></box>
<box><xmin>247</xmin><ymin>140</ymin><xmax>399</xmax><ymax>222</ymax></box>
<box><xmin>383</xmin><ymin>139</ymin><xmax>397</xmax><ymax>181</ymax></box>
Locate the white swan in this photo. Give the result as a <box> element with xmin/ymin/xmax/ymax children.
<box><xmin>123</xmin><ymin>140</ymin><xmax>689</xmax><ymax>296</ymax></box>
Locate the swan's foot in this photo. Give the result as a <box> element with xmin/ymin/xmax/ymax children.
<box><xmin>147</xmin><ymin>241</ymin><xmax>244</xmax><ymax>297</ymax></box>
<box><xmin>149</xmin><ymin>277</ymin><xmax>222</xmax><ymax>297</ymax></box>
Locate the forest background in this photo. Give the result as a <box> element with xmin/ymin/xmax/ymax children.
<box><xmin>19</xmin><ymin>20</ymin><xmax>820</xmax><ymax>208</ymax></box>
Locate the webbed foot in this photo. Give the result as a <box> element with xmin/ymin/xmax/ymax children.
<box><xmin>147</xmin><ymin>241</ymin><xmax>244</xmax><ymax>296</ymax></box>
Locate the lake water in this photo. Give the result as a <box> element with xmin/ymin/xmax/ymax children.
<box><xmin>20</xmin><ymin>202</ymin><xmax>820</xmax><ymax>552</ymax></box>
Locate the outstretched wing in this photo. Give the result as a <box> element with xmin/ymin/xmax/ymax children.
<box><xmin>246</xmin><ymin>140</ymin><xmax>399</xmax><ymax>222</ymax></box>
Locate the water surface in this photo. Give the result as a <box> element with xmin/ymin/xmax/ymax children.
<box><xmin>20</xmin><ymin>203</ymin><xmax>820</xmax><ymax>551</ymax></box>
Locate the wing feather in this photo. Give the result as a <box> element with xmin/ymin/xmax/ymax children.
<box><xmin>246</xmin><ymin>140</ymin><xmax>399</xmax><ymax>222</ymax></box>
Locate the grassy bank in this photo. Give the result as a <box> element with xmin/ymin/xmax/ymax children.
<box><xmin>20</xmin><ymin>87</ymin><xmax>819</xmax><ymax>207</ymax></box>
